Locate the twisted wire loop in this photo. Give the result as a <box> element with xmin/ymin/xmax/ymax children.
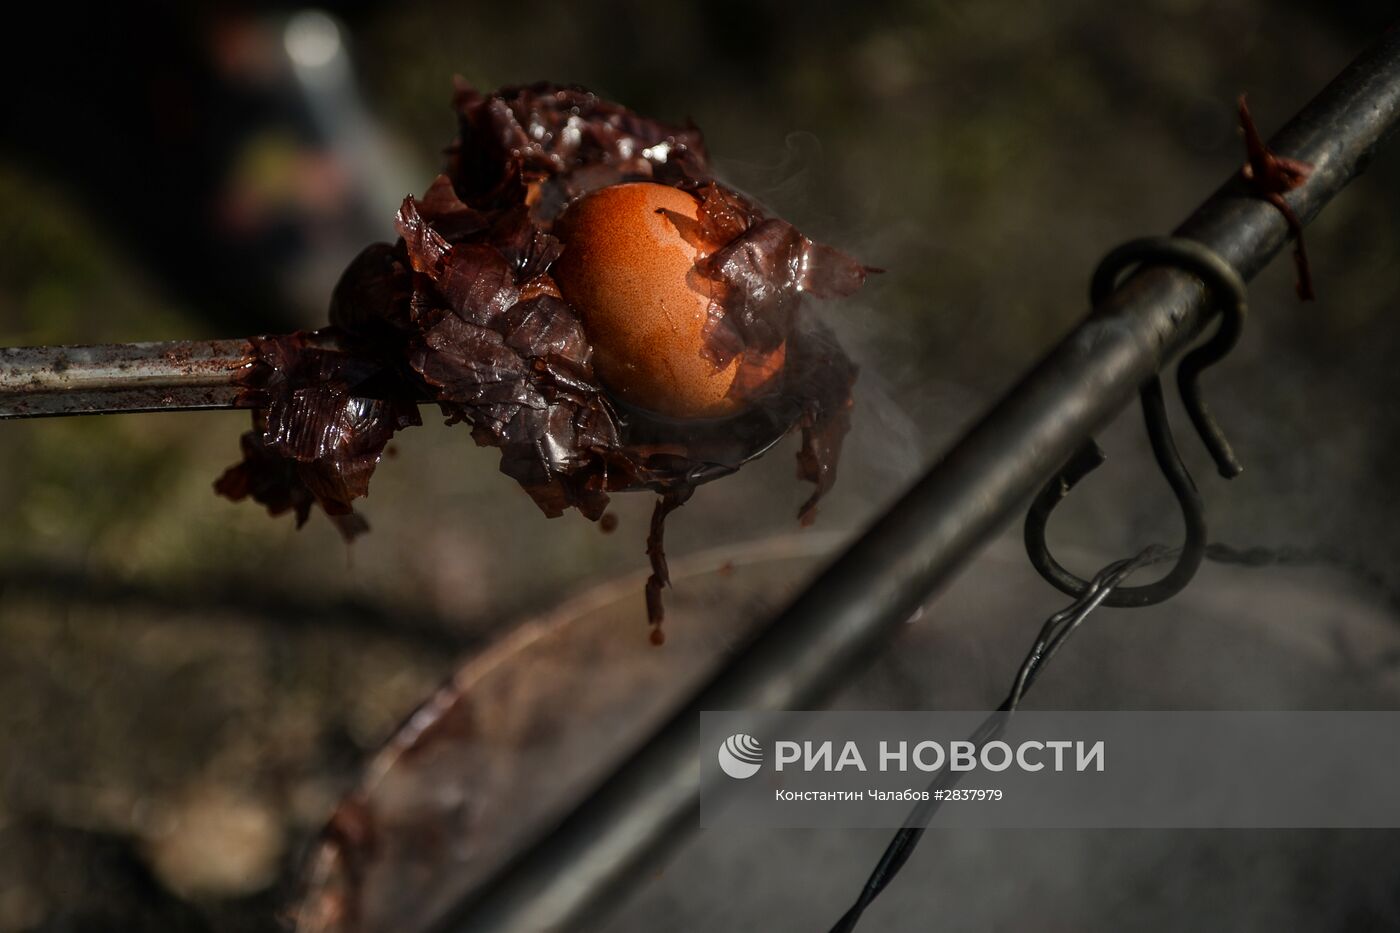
<box><xmin>1024</xmin><ymin>237</ymin><xmax>1247</xmax><ymax>608</ymax></box>
<box><xmin>829</xmin><ymin>547</ymin><xmax>1172</xmax><ymax>933</ymax></box>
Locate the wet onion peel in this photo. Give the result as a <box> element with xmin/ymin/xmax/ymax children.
<box><xmin>215</xmin><ymin>82</ymin><xmax>873</xmax><ymax>641</ymax></box>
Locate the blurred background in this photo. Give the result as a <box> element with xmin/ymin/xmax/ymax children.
<box><xmin>1</xmin><ymin>1</ymin><xmax>1399</xmax><ymax>930</ymax></box>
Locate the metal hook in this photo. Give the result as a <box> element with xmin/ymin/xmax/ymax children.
<box><xmin>1024</xmin><ymin>236</ymin><xmax>1247</xmax><ymax>607</ymax></box>
<box><xmin>1094</xmin><ymin>237</ymin><xmax>1248</xmax><ymax>479</ymax></box>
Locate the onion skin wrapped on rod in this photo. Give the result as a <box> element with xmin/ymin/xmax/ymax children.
<box><xmin>215</xmin><ymin>82</ymin><xmax>873</xmax><ymax>640</ymax></box>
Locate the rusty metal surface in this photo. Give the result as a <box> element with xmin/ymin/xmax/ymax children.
<box><xmin>0</xmin><ymin>339</ymin><xmax>255</xmax><ymax>418</ymax></box>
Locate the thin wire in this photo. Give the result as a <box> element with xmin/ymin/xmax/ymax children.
<box><xmin>828</xmin><ymin>545</ymin><xmax>1173</xmax><ymax>933</ymax></box>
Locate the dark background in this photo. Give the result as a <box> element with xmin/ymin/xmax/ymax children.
<box><xmin>1</xmin><ymin>2</ymin><xmax>1398</xmax><ymax>931</ymax></box>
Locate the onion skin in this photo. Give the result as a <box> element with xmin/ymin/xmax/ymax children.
<box><xmin>552</xmin><ymin>182</ymin><xmax>784</xmax><ymax>420</ymax></box>
<box><xmin>218</xmin><ymin>83</ymin><xmax>866</xmax><ymax>643</ymax></box>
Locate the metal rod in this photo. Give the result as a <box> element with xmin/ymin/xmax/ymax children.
<box><xmin>430</xmin><ymin>28</ymin><xmax>1400</xmax><ymax>933</ymax></box>
<box><xmin>0</xmin><ymin>339</ymin><xmax>255</xmax><ymax>418</ymax></box>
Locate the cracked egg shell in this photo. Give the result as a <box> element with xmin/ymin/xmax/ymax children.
<box><xmin>551</xmin><ymin>182</ymin><xmax>785</xmax><ymax>420</ymax></box>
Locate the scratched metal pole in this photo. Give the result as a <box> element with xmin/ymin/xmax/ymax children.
<box><xmin>0</xmin><ymin>340</ymin><xmax>255</xmax><ymax>418</ymax></box>
<box><xmin>429</xmin><ymin>28</ymin><xmax>1400</xmax><ymax>933</ymax></box>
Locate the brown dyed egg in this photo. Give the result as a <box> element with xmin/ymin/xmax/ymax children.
<box><xmin>551</xmin><ymin>182</ymin><xmax>784</xmax><ymax>420</ymax></box>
